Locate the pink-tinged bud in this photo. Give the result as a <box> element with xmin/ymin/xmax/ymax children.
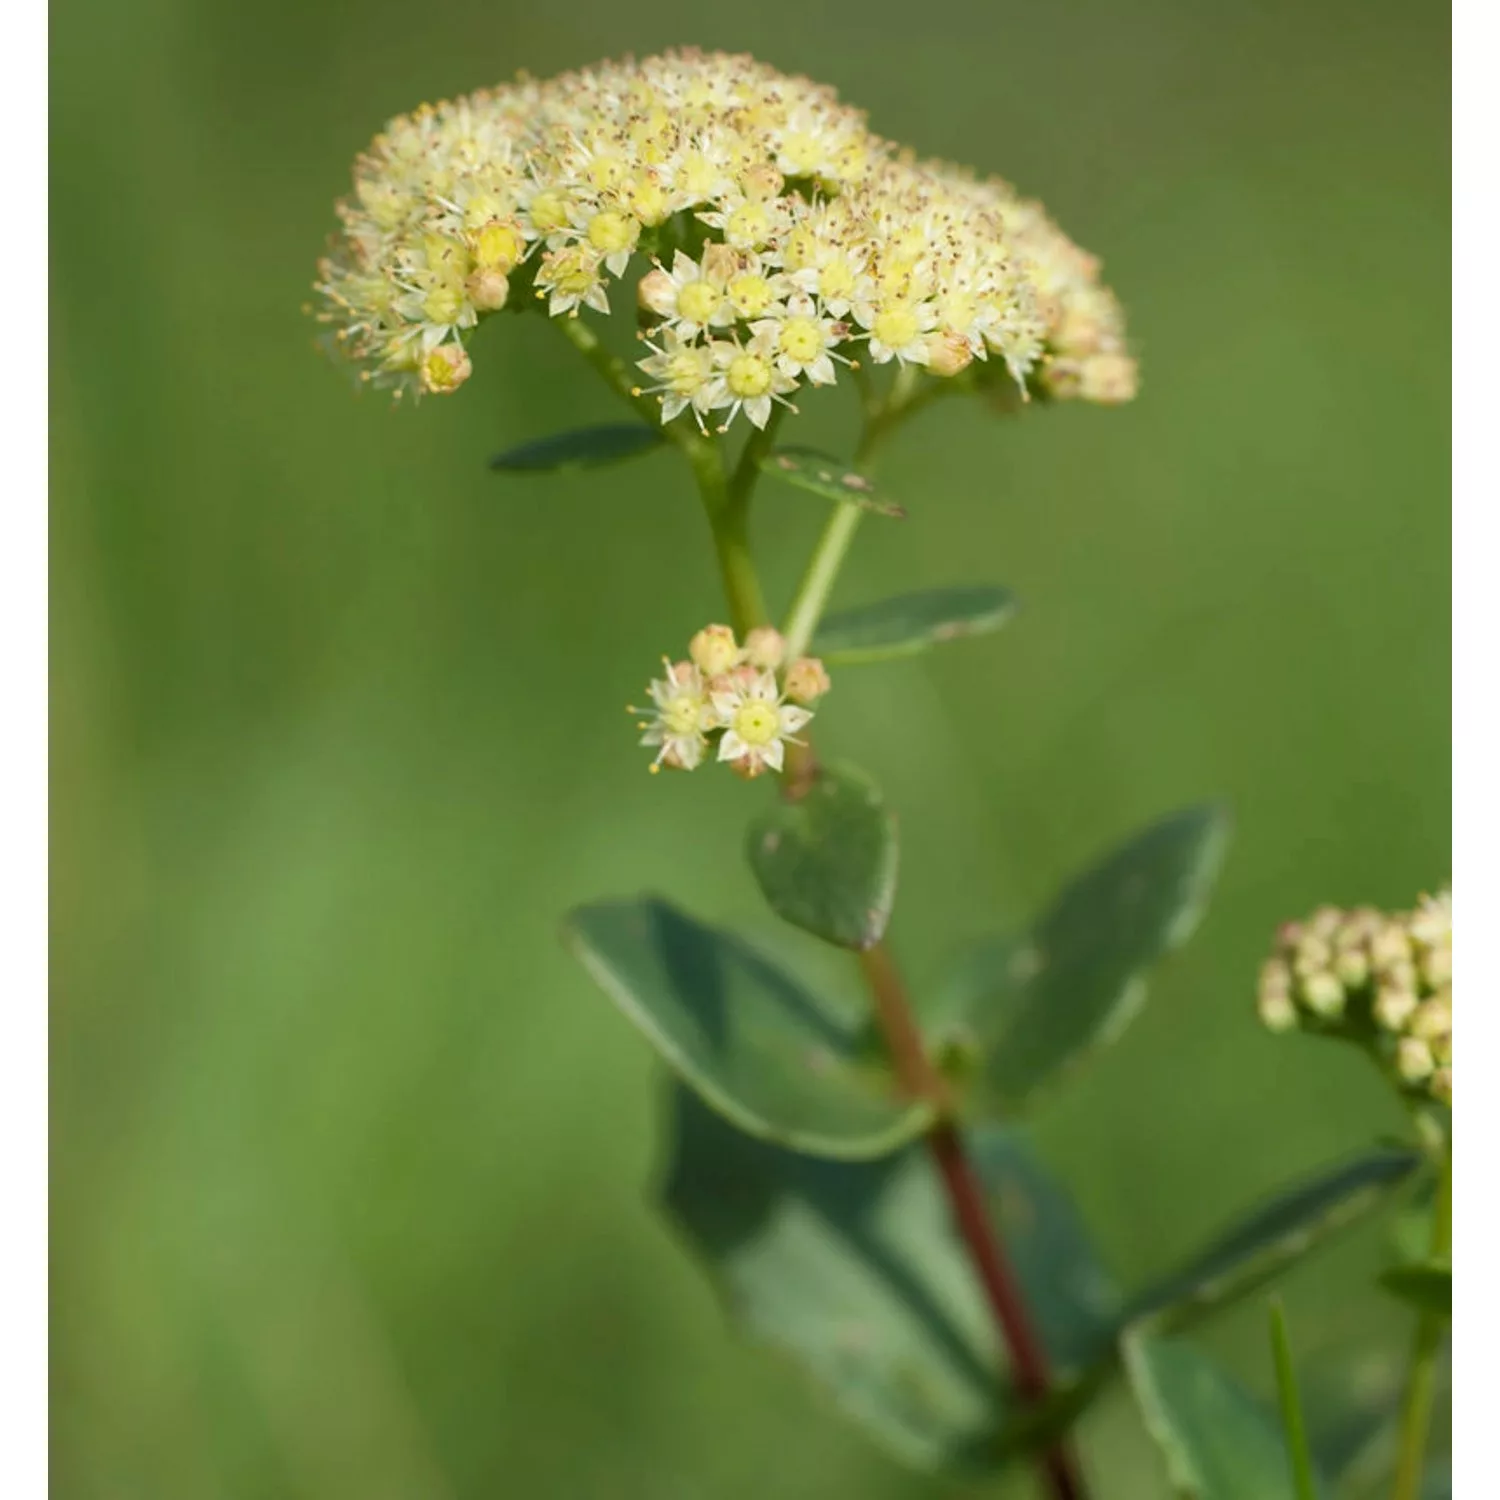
<box><xmin>783</xmin><ymin>656</ymin><xmax>831</xmax><ymax>705</ymax></box>
<box><xmin>637</xmin><ymin>267</ymin><xmax>677</xmax><ymax>317</ymax></box>
<box><xmin>1079</xmin><ymin>353</ymin><xmax>1139</xmax><ymax>405</ymax></box>
<box><xmin>743</xmin><ymin>626</ymin><xmax>786</xmax><ymax>671</ymax></box>
<box><xmin>741</xmin><ymin>162</ymin><xmax>784</xmax><ymax>200</ymax></box>
<box><xmin>700</xmin><ymin>242</ymin><xmax>740</xmax><ymax>283</ymax></box>
<box><xmin>466</xmin><ymin>266</ymin><xmax>510</xmax><ymax>311</ymax></box>
<box><xmin>689</xmin><ymin>623</ymin><xmax>740</xmax><ymax>676</ymax></box>
<box><xmin>926</xmin><ymin>331</ymin><xmax>974</xmax><ymax>378</ymax></box>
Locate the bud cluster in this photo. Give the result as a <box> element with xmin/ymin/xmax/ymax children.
<box><xmin>1257</xmin><ymin>888</ymin><xmax>1452</xmax><ymax>1106</ymax></box>
<box><xmin>629</xmin><ymin>624</ymin><xmax>829</xmax><ymax>778</ymax></box>
<box><xmin>312</xmin><ymin>49</ymin><xmax>1135</xmax><ymax>415</ymax></box>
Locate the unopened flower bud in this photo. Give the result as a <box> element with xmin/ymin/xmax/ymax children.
<box><xmin>420</xmin><ymin>343</ymin><xmax>473</xmax><ymax>394</ymax></box>
<box><xmin>637</xmin><ymin>266</ymin><xmax>677</xmax><ymax>317</ymax></box>
<box><xmin>1370</xmin><ymin>924</ymin><xmax>1411</xmax><ymax>968</ymax></box>
<box><xmin>784</xmin><ymin>656</ymin><xmax>831</xmax><ymax>705</ymax></box>
<box><xmin>1395</xmin><ymin>1036</ymin><xmax>1434</xmax><ymax>1083</ymax></box>
<box><xmin>926</xmin><ymin>331</ymin><xmax>974</xmax><ymax>378</ymax></box>
<box><xmin>1292</xmin><ymin>936</ymin><xmax>1333</xmax><ymax>978</ymax></box>
<box><xmin>1259</xmin><ymin>958</ymin><xmax>1292</xmax><ymax>998</ymax></box>
<box><xmin>1299</xmin><ymin>970</ymin><xmax>1346</xmax><ymax>1019</ymax></box>
<box><xmin>466</xmin><ymin>266</ymin><xmax>510</xmax><ymax>311</ymax></box>
<box><xmin>1309</xmin><ymin>906</ymin><xmax>1345</xmax><ymax>940</ymax></box>
<box><xmin>1334</xmin><ymin>947</ymin><xmax>1370</xmax><ymax>989</ymax></box>
<box><xmin>689</xmin><ymin>623</ymin><xmax>741</xmax><ymax>676</ymax></box>
<box><xmin>1374</xmin><ymin>984</ymin><xmax>1419</xmax><ymax>1032</ymax></box>
<box><xmin>1409</xmin><ymin>997</ymin><xmax>1451</xmax><ymax>1043</ymax></box>
<box><xmin>1420</xmin><ymin>943</ymin><xmax>1452</xmax><ymax>988</ymax></box>
<box><xmin>1258</xmin><ymin>987</ymin><xmax>1298</xmax><ymax>1033</ymax></box>
<box><xmin>1430</xmin><ymin>1066</ymin><xmax>1452</xmax><ymax>1106</ymax></box>
<box><xmin>1078</xmin><ymin>352</ymin><xmax>1139</xmax><ymax>405</ymax></box>
<box><xmin>741</xmin><ymin>162</ymin><xmax>784</xmax><ymax>200</ymax></box>
<box><xmin>743</xmin><ymin>626</ymin><xmax>786</xmax><ymax>671</ymax></box>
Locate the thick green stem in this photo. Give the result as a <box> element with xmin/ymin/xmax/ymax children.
<box><xmin>1391</xmin><ymin>1144</ymin><xmax>1452</xmax><ymax>1500</ymax></box>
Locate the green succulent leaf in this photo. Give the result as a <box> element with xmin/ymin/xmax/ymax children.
<box><xmin>1126</xmin><ymin>1147</ymin><xmax>1424</xmax><ymax>1333</ymax></box>
<box><xmin>565</xmin><ymin>898</ymin><xmax>929</xmax><ymax>1159</ymax></box>
<box><xmin>946</xmin><ymin>804</ymin><xmax>1231</xmax><ymax>1115</ymax></box>
<box><xmin>489</xmin><ymin>422</ymin><xmax>664</xmax><ymax>472</ymax></box>
<box><xmin>658</xmin><ymin>1082</ymin><xmax>1120</xmax><ymax>1474</ymax></box>
<box><xmin>1379</xmin><ymin>1260</ymin><xmax>1451</xmax><ymax>1318</ymax></box>
<box><xmin>758</xmin><ymin>447</ymin><xmax>906</xmax><ymax>517</ymax></box>
<box><xmin>746</xmin><ymin>762</ymin><xmax>898</xmax><ymax>951</ymax></box>
<box><xmin>812</xmin><ymin>586</ymin><xmax>1018</xmax><ymax>666</ymax></box>
<box><xmin>1125</xmin><ymin>1331</ymin><xmax>1328</xmax><ymax>1498</ymax></box>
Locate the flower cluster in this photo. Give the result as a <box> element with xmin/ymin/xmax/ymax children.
<box><xmin>312</xmin><ymin>50</ymin><xmax>1135</xmax><ymax>416</ymax></box>
<box><xmin>1257</xmin><ymin>887</ymin><xmax>1452</xmax><ymax>1106</ymax></box>
<box><xmin>629</xmin><ymin>624</ymin><xmax>829</xmax><ymax>777</ymax></box>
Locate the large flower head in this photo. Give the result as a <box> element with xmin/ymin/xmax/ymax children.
<box><xmin>313</xmin><ymin>50</ymin><xmax>1137</xmax><ymax>416</ymax></box>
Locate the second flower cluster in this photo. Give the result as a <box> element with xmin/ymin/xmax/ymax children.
<box><xmin>631</xmin><ymin>624</ymin><xmax>830</xmax><ymax>778</ymax></box>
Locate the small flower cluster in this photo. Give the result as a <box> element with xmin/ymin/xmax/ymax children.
<box><xmin>312</xmin><ymin>50</ymin><xmax>1135</xmax><ymax>415</ymax></box>
<box><xmin>1257</xmin><ymin>887</ymin><xmax>1452</xmax><ymax>1106</ymax></box>
<box><xmin>630</xmin><ymin>624</ymin><xmax>830</xmax><ymax>777</ymax></box>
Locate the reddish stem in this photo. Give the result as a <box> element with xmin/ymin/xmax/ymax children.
<box><xmin>857</xmin><ymin>943</ymin><xmax>1087</xmax><ymax>1500</ymax></box>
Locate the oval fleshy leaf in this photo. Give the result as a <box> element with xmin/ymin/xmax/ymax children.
<box><xmin>948</xmin><ymin>803</ymin><xmax>1231</xmax><ymax>1115</ymax></box>
<box><xmin>758</xmin><ymin>447</ymin><xmax>906</xmax><ymax>517</ymax></box>
<box><xmin>489</xmin><ymin>422</ymin><xmax>664</xmax><ymax>472</ymax></box>
<box><xmin>747</xmin><ymin>762</ymin><xmax>898</xmax><ymax>951</ymax></box>
<box><xmin>1125</xmin><ymin>1147</ymin><xmax>1424</xmax><ymax>1332</ymax></box>
<box><xmin>813</xmin><ymin>586</ymin><xmax>1018</xmax><ymax>666</ymax></box>
<box><xmin>1125</xmin><ymin>1332</ymin><xmax>1328</xmax><ymax>1498</ymax></box>
<box><xmin>565</xmin><ymin>897</ymin><xmax>928</xmax><ymax>1159</ymax></box>
<box><xmin>1379</xmin><ymin>1260</ymin><xmax>1451</xmax><ymax>1318</ymax></box>
<box><xmin>658</xmin><ymin>1082</ymin><xmax>1119</xmax><ymax>1474</ymax></box>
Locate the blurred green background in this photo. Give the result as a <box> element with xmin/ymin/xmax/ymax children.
<box><xmin>51</xmin><ymin>0</ymin><xmax>1449</xmax><ymax>1495</ymax></box>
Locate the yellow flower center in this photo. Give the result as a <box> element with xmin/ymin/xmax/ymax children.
<box><xmin>728</xmin><ymin>273</ymin><xmax>774</xmax><ymax>318</ymax></box>
<box><xmin>778</xmin><ymin>317</ymin><xmax>825</xmax><ymax>363</ymax></box>
<box><xmin>664</xmin><ymin>696</ymin><xmax>704</xmax><ymax>736</ymax></box>
<box><xmin>665</xmin><ymin>349</ymin><xmax>707</xmax><ymax>394</ymax></box>
<box><xmin>726</xmin><ymin>354</ymin><xmax>772</xmax><ymax>399</ymax></box>
<box><xmin>473</xmin><ymin>221</ymin><xmax>523</xmax><ymax>272</ymax></box>
<box><xmin>586</xmin><ymin>154</ymin><xmax>627</xmax><ymax>190</ymax></box>
<box><xmin>733</xmin><ymin>701</ymin><xmax>781</xmax><ymax>747</ymax></box>
<box><xmin>726</xmin><ymin>201</ymin><xmax>771</xmax><ymax>247</ymax></box>
<box><xmin>873</xmin><ymin>304</ymin><xmax>919</xmax><ymax>351</ymax></box>
<box><xmin>587</xmin><ymin>211</ymin><xmax>638</xmax><ymax>254</ymax></box>
<box><xmin>782</xmin><ymin>226</ymin><xmax>819</xmax><ymax>272</ymax></box>
<box><xmin>462</xmin><ymin>193</ymin><xmax>505</xmax><ymax>230</ymax></box>
<box><xmin>528</xmin><ymin>191</ymin><xmax>570</xmax><ymax>232</ymax></box>
<box><xmin>680</xmin><ymin>151</ymin><xmax>719</xmax><ymax>199</ymax></box>
<box><xmin>819</xmin><ymin>256</ymin><xmax>856</xmax><ymax>302</ymax></box>
<box><xmin>422</xmin><ymin>283</ymin><xmax>465</xmax><ymax>324</ymax></box>
<box><xmin>780</xmin><ymin>132</ymin><xmax>821</xmax><ymax>174</ymax></box>
<box><xmin>677</xmin><ymin>279</ymin><xmax>722</xmax><ymax>325</ymax></box>
<box><xmin>629</xmin><ymin>178</ymin><xmax>669</xmax><ymax>225</ymax></box>
<box><xmin>546</xmin><ymin>250</ymin><xmax>598</xmax><ymax>296</ymax></box>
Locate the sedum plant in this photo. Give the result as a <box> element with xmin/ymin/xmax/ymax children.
<box><xmin>312</xmin><ymin>49</ymin><xmax>1449</xmax><ymax>1498</ymax></box>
